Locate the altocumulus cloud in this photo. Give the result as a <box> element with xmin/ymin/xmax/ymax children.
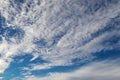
<box><xmin>0</xmin><ymin>0</ymin><xmax>120</xmax><ymax>80</ymax></box>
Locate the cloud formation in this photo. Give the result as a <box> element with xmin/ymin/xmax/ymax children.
<box><xmin>25</xmin><ymin>59</ymin><xmax>120</xmax><ymax>80</ymax></box>
<box><xmin>0</xmin><ymin>0</ymin><xmax>120</xmax><ymax>79</ymax></box>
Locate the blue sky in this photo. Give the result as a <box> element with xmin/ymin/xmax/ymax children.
<box><xmin>0</xmin><ymin>0</ymin><xmax>120</xmax><ymax>80</ymax></box>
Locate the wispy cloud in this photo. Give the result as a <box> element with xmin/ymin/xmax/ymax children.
<box><xmin>0</xmin><ymin>0</ymin><xmax>120</xmax><ymax>78</ymax></box>
<box><xmin>25</xmin><ymin>59</ymin><xmax>120</xmax><ymax>80</ymax></box>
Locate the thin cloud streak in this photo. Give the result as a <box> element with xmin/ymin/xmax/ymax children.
<box><xmin>25</xmin><ymin>59</ymin><xmax>120</xmax><ymax>80</ymax></box>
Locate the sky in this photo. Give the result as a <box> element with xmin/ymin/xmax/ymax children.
<box><xmin>0</xmin><ymin>0</ymin><xmax>120</xmax><ymax>80</ymax></box>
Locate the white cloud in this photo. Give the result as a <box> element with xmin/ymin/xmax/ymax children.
<box><xmin>0</xmin><ymin>0</ymin><xmax>120</xmax><ymax>73</ymax></box>
<box><xmin>25</xmin><ymin>59</ymin><xmax>120</xmax><ymax>80</ymax></box>
<box><xmin>0</xmin><ymin>58</ymin><xmax>11</xmax><ymax>73</ymax></box>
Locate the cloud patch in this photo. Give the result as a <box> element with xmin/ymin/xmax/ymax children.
<box><xmin>25</xmin><ymin>59</ymin><xmax>120</xmax><ymax>80</ymax></box>
<box><xmin>0</xmin><ymin>0</ymin><xmax>119</xmax><ymax>78</ymax></box>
